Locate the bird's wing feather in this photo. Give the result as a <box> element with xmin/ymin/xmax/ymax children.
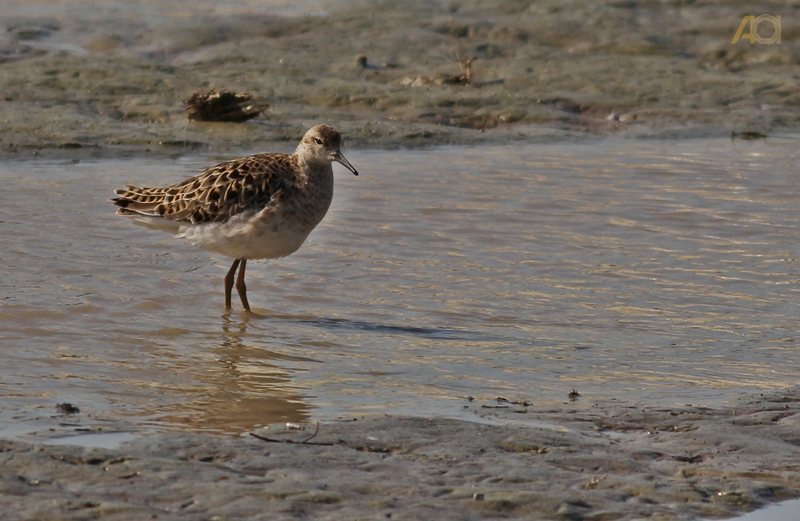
<box><xmin>112</xmin><ymin>153</ymin><xmax>297</xmax><ymax>224</ymax></box>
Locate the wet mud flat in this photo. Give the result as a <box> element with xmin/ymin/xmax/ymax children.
<box><xmin>2</xmin><ymin>0</ymin><xmax>800</xmax><ymax>160</ymax></box>
<box><xmin>4</xmin><ymin>387</ymin><xmax>800</xmax><ymax>520</ymax></box>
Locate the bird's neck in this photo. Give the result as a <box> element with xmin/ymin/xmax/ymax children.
<box><xmin>292</xmin><ymin>154</ymin><xmax>332</xmax><ymax>189</ymax></box>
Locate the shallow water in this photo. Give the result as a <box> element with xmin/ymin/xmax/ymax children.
<box><xmin>1</xmin><ymin>138</ymin><xmax>799</xmax><ymax>434</ymax></box>
<box><xmin>732</xmin><ymin>498</ymin><xmax>800</xmax><ymax>521</ymax></box>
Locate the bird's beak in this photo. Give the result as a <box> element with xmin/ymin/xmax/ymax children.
<box><xmin>331</xmin><ymin>151</ymin><xmax>359</xmax><ymax>176</ymax></box>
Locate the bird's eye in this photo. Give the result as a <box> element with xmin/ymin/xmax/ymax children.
<box><xmin>314</xmin><ymin>137</ymin><xmax>323</xmax><ymax>145</ymax></box>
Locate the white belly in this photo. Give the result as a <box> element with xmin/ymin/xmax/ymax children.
<box><xmin>179</xmin><ymin>208</ymin><xmax>318</xmax><ymax>260</ymax></box>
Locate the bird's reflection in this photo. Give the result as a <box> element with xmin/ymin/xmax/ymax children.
<box><xmin>159</xmin><ymin>313</ymin><xmax>315</xmax><ymax>434</ymax></box>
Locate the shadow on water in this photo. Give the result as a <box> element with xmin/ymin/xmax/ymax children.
<box><xmin>236</xmin><ymin>311</ymin><xmax>492</xmax><ymax>342</ymax></box>
<box><xmin>307</xmin><ymin>317</ymin><xmax>487</xmax><ymax>341</ymax></box>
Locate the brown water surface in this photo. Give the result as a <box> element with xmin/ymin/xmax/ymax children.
<box><xmin>1</xmin><ymin>138</ymin><xmax>799</xmax><ymax>434</ymax></box>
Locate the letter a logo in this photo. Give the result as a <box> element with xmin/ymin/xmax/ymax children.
<box><xmin>732</xmin><ymin>16</ymin><xmax>756</xmax><ymax>44</ymax></box>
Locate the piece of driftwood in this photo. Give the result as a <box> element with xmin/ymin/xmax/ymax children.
<box><xmin>185</xmin><ymin>89</ymin><xmax>267</xmax><ymax>122</ymax></box>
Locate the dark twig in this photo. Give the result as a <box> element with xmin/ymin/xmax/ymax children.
<box><xmin>301</xmin><ymin>422</ymin><xmax>321</xmax><ymax>444</ymax></box>
<box><xmin>454</xmin><ymin>51</ymin><xmax>474</xmax><ymax>84</ymax></box>
<box><xmin>496</xmin><ymin>396</ymin><xmax>531</xmax><ymax>406</ymax></box>
<box><xmin>249</xmin><ymin>423</ymin><xmax>333</xmax><ymax>446</ymax></box>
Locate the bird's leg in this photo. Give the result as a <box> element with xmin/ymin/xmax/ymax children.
<box><xmin>236</xmin><ymin>259</ymin><xmax>251</xmax><ymax>313</ymax></box>
<box><xmin>224</xmin><ymin>259</ymin><xmax>241</xmax><ymax>310</ymax></box>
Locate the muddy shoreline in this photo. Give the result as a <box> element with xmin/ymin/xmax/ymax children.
<box><xmin>4</xmin><ymin>387</ymin><xmax>800</xmax><ymax>520</ymax></box>
<box><xmin>2</xmin><ymin>0</ymin><xmax>800</xmax><ymax>160</ymax></box>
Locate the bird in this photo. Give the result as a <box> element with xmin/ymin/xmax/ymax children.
<box><xmin>112</xmin><ymin>124</ymin><xmax>358</xmax><ymax>312</ymax></box>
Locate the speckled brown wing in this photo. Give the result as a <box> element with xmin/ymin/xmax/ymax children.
<box><xmin>113</xmin><ymin>153</ymin><xmax>298</xmax><ymax>224</ymax></box>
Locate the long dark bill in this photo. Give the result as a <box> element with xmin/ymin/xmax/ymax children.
<box><xmin>331</xmin><ymin>151</ymin><xmax>359</xmax><ymax>176</ymax></box>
